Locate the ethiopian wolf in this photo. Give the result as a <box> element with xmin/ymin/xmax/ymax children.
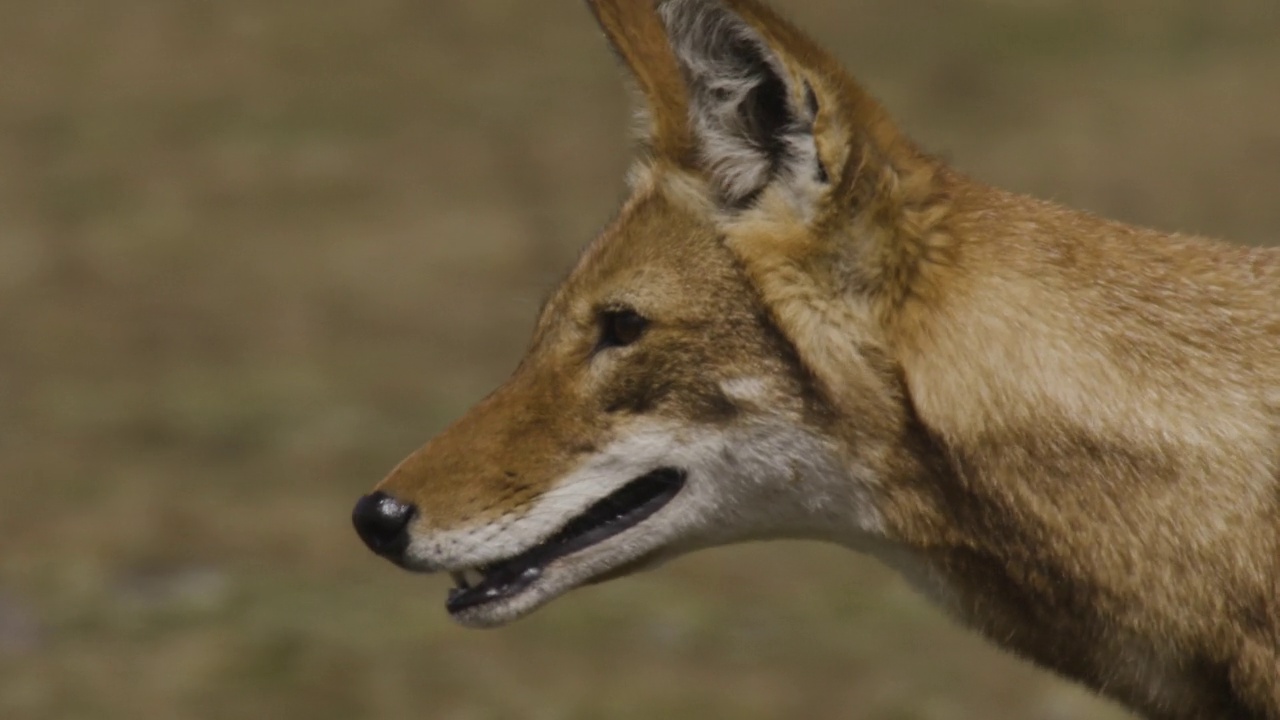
<box><xmin>352</xmin><ymin>1</ymin><xmax>1280</xmax><ymax>716</ymax></box>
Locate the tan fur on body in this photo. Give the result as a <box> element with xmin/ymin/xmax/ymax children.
<box><xmin>360</xmin><ymin>1</ymin><xmax>1280</xmax><ymax>716</ymax></box>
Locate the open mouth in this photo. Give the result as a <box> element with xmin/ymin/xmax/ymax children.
<box><xmin>445</xmin><ymin>467</ymin><xmax>686</xmax><ymax>615</ymax></box>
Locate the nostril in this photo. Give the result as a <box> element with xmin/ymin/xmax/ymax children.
<box><xmin>352</xmin><ymin>491</ymin><xmax>416</xmax><ymax>559</ymax></box>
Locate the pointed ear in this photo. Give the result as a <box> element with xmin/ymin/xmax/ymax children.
<box><xmin>585</xmin><ymin>0</ymin><xmax>695</xmax><ymax>164</ymax></box>
<box><xmin>654</xmin><ymin>0</ymin><xmax>831</xmax><ymax>208</ymax></box>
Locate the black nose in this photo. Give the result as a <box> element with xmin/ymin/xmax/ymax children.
<box><xmin>352</xmin><ymin>491</ymin><xmax>415</xmax><ymax>559</ymax></box>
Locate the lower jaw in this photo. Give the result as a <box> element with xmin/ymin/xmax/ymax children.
<box><xmin>446</xmin><ymin>581</ymin><xmax>555</xmax><ymax>628</ymax></box>
<box><xmin>441</xmin><ymin>469</ymin><xmax>687</xmax><ymax>624</ymax></box>
<box><xmin>583</xmin><ymin>551</ymin><xmax>663</xmax><ymax>586</ymax></box>
<box><xmin>446</xmin><ymin>550</ymin><xmax>668</xmax><ymax>627</ymax></box>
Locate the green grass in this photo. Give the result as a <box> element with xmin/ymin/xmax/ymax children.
<box><xmin>1</xmin><ymin>1</ymin><xmax>1276</xmax><ymax>718</ymax></box>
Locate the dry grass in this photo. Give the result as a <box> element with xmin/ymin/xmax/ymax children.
<box><xmin>1</xmin><ymin>1</ymin><xmax>1277</xmax><ymax>718</ymax></box>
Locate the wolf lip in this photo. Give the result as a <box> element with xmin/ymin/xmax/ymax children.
<box><xmin>444</xmin><ymin>467</ymin><xmax>686</xmax><ymax>615</ymax></box>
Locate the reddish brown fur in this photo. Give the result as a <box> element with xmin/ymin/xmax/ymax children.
<box><xmin>378</xmin><ymin>187</ymin><xmax>811</xmax><ymax>532</ymax></box>
<box><xmin>369</xmin><ymin>1</ymin><xmax>1280</xmax><ymax>716</ymax></box>
<box><xmin>699</xmin><ymin>5</ymin><xmax>1280</xmax><ymax>715</ymax></box>
<box><xmin>586</xmin><ymin>0</ymin><xmax>694</xmax><ymax>162</ymax></box>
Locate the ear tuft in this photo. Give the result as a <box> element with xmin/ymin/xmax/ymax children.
<box><xmin>658</xmin><ymin>0</ymin><xmax>819</xmax><ymax>208</ymax></box>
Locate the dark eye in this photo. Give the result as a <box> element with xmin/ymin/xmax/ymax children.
<box><xmin>598</xmin><ymin>308</ymin><xmax>648</xmax><ymax>350</ymax></box>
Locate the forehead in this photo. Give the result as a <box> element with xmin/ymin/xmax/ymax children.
<box><xmin>541</xmin><ymin>179</ymin><xmax>749</xmax><ymax>322</ymax></box>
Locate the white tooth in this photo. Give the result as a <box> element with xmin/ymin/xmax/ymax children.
<box><xmin>468</xmin><ymin>569</ymin><xmax>485</xmax><ymax>586</ymax></box>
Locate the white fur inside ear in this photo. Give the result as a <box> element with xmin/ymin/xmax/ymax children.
<box><xmin>658</xmin><ymin>0</ymin><xmax>820</xmax><ymax>208</ymax></box>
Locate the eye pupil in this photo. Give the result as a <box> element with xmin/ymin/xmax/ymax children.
<box><xmin>601</xmin><ymin>309</ymin><xmax>647</xmax><ymax>349</ymax></box>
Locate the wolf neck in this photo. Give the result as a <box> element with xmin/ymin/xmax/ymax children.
<box><xmin>768</xmin><ymin>174</ymin><xmax>1280</xmax><ymax>717</ymax></box>
<box><xmin>854</xmin><ymin>417</ymin><xmax>1271</xmax><ymax>719</ymax></box>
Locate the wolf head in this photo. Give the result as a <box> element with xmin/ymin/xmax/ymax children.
<box><xmin>353</xmin><ymin>0</ymin><xmax>949</xmax><ymax>628</ymax></box>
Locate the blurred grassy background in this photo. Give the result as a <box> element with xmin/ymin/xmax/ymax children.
<box><xmin>2</xmin><ymin>0</ymin><xmax>1278</xmax><ymax>718</ymax></box>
